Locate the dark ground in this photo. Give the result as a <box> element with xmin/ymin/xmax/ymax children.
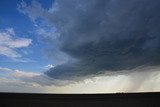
<box><xmin>0</xmin><ymin>92</ymin><xmax>160</xmax><ymax>107</ymax></box>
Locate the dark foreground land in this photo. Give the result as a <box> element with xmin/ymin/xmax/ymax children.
<box><xmin>0</xmin><ymin>92</ymin><xmax>160</xmax><ymax>107</ymax></box>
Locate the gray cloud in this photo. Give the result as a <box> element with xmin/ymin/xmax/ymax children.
<box><xmin>1</xmin><ymin>66</ymin><xmax>160</xmax><ymax>93</ymax></box>
<box><xmin>19</xmin><ymin>0</ymin><xmax>160</xmax><ymax>80</ymax></box>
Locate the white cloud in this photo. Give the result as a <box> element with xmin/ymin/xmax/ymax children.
<box><xmin>0</xmin><ymin>67</ymin><xmax>13</xmax><ymax>72</ymax></box>
<box><xmin>13</xmin><ymin>70</ymin><xmax>40</xmax><ymax>78</ymax></box>
<box><xmin>0</xmin><ymin>46</ymin><xmax>20</xmax><ymax>58</ymax></box>
<box><xmin>0</xmin><ymin>28</ymin><xmax>32</xmax><ymax>58</ymax></box>
<box><xmin>6</xmin><ymin>28</ymin><xmax>15</xmax><ymax>35</ymax></box>
<box><xmin>45</xmin><ymin>64</ymin><xmax>54</xmax><ymax>69</ymax></box>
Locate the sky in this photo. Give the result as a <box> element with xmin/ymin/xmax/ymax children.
<box><xmin>0</xmin><ymin>0</ymin><xmax>160</xmax><ymax>93</ymax></box>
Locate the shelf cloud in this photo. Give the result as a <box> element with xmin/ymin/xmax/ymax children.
<box><xmin>18</xmin><ymin>0</ymin><xmax>160</xmax><ymax>80</ymax></box>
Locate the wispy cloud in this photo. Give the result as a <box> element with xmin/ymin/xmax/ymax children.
<box><xmin>0</xmin><ymin>28</ymin><xmax>32</xmax><ymax>59</ymax></box>
<box><xmin>17</xmin><ymin>0</ymin><xmax>46</xmax><ymax>21</ymax></box>
<box><xmin>0</xmin><ymin>67</ymin><xmax>13</xmax><ymax>72</ymax></box>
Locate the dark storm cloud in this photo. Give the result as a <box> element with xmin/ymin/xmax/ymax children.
<box><xmin>19</xmin><ymin>0</ymin><xmax>160</xmax><ymax>80</ymax></box>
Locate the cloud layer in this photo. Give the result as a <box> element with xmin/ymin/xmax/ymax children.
<box><xmin>0</xmin><ymin>66</ymin><xmax>160</xmax><ymax>93</ymax></box>
<box><xmin>18</xmin><ymin>0</ymin><xmax>160</xmax><ymax>80</ymax></box>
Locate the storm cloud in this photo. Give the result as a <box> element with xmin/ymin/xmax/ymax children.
<box><xmin>19</xmin><ymin>0</ymin><xmax>160</xmax><ymax>80</ymax></box>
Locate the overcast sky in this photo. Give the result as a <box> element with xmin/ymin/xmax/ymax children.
<box><xmin>0</xmin><ymin>0</ymin><xmax>160</xmax><ymax>93</ymax></box>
